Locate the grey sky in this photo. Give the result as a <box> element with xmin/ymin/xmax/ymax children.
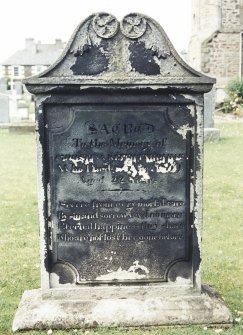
<box><xmin>0</xmin><ymin>0</ymin><xmax>192</xmax><ymax>63</ymax></box>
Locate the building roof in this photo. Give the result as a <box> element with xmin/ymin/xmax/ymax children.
<box><xmin>2</xmin><ymin>39</ymin><xmax>65</xmax><ymax>66</ymax></box>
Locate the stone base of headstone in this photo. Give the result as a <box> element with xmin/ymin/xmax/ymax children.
<box><xmin>204</xmin><ymin>128</ymin><xmax>220</xmax><ymax>141</ymax></box>
<box><xmin>12</xmin><ymin>285</ymin><xmax>232</xmax><ymax>332</ymax></box>
<box><xmin>9</xmin><ymin>123</ymin><xmax>35</xmax><ymax>134</ymax></box>
<box><xmin>0</xmin><ymin>123</ymin><xmax>10</xmax><ymax>129</ymax></box>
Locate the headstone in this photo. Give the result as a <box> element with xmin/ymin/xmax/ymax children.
<box><xmin>0</xmin><ymin>78</ymin><xmax>7</xmax><ymax>94</ymax></box>
<box><xmin>0</xmin><ymin>79</ymin><xmax>10</xmax><ymax>124</ymax></box>
<box><xmin>8</xmin><ymin>94</ymin><xmax>18</xmax><ymax>122</ymax></box>
<box><xmin>13</xmin><ymin>13</ymin><xmax>232</xmax><ymax>331</ymax></box>
<box><xmin>17</xmin><ymin>99</ymin><xmax>29</xmax><ymax>120</ymax></box>
<box><xmin>9</xmin><ymin>97</ymin><xmax>28</xmax><ymax>122</ymax></box>
<box><xmin>204</xmin><ymin>89</ymin><xmax>220</xmax><ymax>141</ymax></box>
<box><xmin>0</xmin><ymin>94</ymin><xmax>9</xmax><ymax>124</ymax></box>
<box><xmin>15</xmin><ymin>81</ymin><xmax>23</xmax><ymax>97</ymax></box>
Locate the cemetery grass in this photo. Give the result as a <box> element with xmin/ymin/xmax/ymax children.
<box><xmin>0</xmin><ymin>123</ymin><xmax>242</xmax><ymax>335</ymax></box>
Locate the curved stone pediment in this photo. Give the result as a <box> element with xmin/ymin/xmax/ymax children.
<box><xmin>24</xmin><ymin>13</ymin><xmax>215</xmax><ymax>90</ymax></box>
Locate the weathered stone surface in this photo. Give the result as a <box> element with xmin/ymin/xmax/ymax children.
<box><xmin>25</xmin><ymin>13</ymin><xmax>215</xmax><ymax>91</ymax></box>
<box><xmin>46</xmin><ymin>104</ymin><xmax>194</xmax><ymax>284</ymax></box>
<box><xmin>12</xmin><ymin>285</ymin><xmax>232</xmax><ymax>332</ymax></box>
<box><xmin>12</xmin><ymin>13</ymin><xmax>231</xmax><ymax>331</ymax></box>
<box><xmin>22</xmin><ymin>13</ymin><xmax>216</xmax><ymax>293</ymax></box>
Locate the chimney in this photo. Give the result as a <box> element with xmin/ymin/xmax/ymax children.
<box><xmin>25</xmin><ymin>38</ymin><xmax>36</xmax><ymax>52</ymax></box>
<box><xmin>55</xmin><ymin>39</ymin><xmax>63</xmax><ymax>48</ymax></box>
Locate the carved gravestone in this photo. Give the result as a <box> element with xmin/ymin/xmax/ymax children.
<box><xmin>13</xmin><ymin>13</ymin><xmax>232</xmax><ymax>331</ymax></box>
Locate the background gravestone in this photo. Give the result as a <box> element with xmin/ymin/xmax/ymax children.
<box><xmin>0</xmin><ymin>94</ymin><xmax>9</xmax><ymax>124</ymax></box>
<box><xmin>0</xmin><ymin>78</ymin><xmax>9</xmax><ymax>124</ymax></box>
<box><xmin>204</xmin><ymin>89</ymin><xmax>220</xmax><ymax>141</ymax></box>
<box><xmin>13</xmin><ymin>13</ymin><xmax>232</xmax><ymax>331</ymax></box>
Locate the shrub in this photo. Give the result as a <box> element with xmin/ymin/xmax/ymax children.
<box><xmin>222</xmin><ymin>79</ymin><xmax>243</xmax><ymax>115</ymax></box>
<box><xmin>226</xmin><ymin>78</ymin><xmax>243</xmax><ymax>96</ymax></box>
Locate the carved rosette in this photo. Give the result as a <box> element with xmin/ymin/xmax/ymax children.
<box><xmin>91</xmin><ymin>13</ymin><xmax>147</xmax><ymax>40</ymax></box>
<box><xmin>92</xmin><ymin>13</ymin><xmax>119</xmax><ymax>39</ymax></box>
<box><xmin>120</xmin><ymin>14</ymin><xmax>147</xmax><ymax>39</ymax></box>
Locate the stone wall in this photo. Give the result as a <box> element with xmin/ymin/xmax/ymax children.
<box><xmin>188</xmin><ymin>0</ymin><xmax>243</xmax><ymax>103</ymax></box>
<box><xmin>191</xmin><ymin>0</ymin><xmax>221</xmax><ymax>37</ymax></box>
<box><xmin>202</xmin><ymin>32</ymin><xmax>240</xmax><ymax>85</ymax></box>
<box><xmin>189</xmin><ymin>0</ymin><xmax>221</xmax><ymax>71</ymax></box>
<box><xmin>221</xmin><ymin>0</ymin><xmax>242</xmax><ymax>32</ymax></box>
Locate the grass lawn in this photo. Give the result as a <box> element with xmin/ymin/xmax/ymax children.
<box><xmin>0</xmin><ymin>123</ymin><xmax>242</xmax><ymax>335</ymax></box>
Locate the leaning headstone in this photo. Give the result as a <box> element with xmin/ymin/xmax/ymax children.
<box><xmin>13</xmin><ymin>13</ymin><xmax>232</xmax><ymax>331</ymax></box>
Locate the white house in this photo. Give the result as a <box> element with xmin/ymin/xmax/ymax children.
<box><xmin>1</xmin><ymin>38</ymin><xmax>65</xmax><ymax>94</ymax></box>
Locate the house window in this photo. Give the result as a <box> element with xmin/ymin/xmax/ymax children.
<box><xmin>14</xmin><ymin>66</ymin><xmax>19</xmax><ymax>77</ymax></box>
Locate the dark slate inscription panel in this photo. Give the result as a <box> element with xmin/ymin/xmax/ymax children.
<box><xmin>46</xmin><ymin>105</ymin><xmax>192</xmax><ymax>283</ymax></box>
